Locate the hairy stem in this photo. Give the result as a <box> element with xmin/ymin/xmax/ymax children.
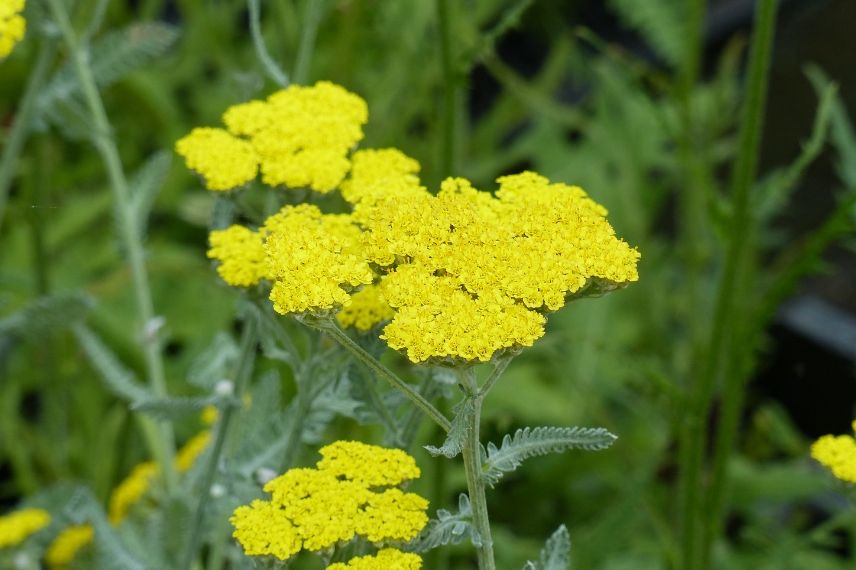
<box><xmin>292</xmin><ymin>0</ymin><xmax>326</xmax><ymax>84</ymax></box>
<box><xmin>45</xmin><ymin>0</ymin><xmax>178</xmax><ymax>491</ymax></box>
<box><xmin>459</xmin><ymin>368</ymin><xmax>495</xmax><ymax>570</ymax></box>
<box><xmin>248</xmin><ymin>0</ymin><xmax>289</xmax><ymax>86</ymax></box>
<box><xmin>318</xmin><ymin>321</ymin><xmax>451</xmax><ymax>432</ymax></box>
<box><xmin>182</xmin><ymin>319</ymin><xmax>258</xmax><ymax>569</ymax></box>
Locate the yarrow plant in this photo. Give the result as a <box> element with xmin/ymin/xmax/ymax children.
<box><xmin>811</xmin><ymin>420</ymin><xmax>856</xmax><ymax>483</ymax></box>
<box><xmin>174</xmin><ymin>79</ymin><xmax>639</xmax><ymax>569</ymax></box>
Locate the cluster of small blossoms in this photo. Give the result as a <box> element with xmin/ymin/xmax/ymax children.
<box><xmin>0</xmin><ymin>0</ymin><xmax>25</xmax><ymax>60</ymax></box>
<box><xmin>811</xmin><ymin>420</ymin><xmax>856</xmax><ymax>483</ymax></box>
<box><xmin>327</xmin><ymin>548</ymin><xmax>422</xmax><ymax>569</ymax></box>
<box><xmin>0</xmin><ymin>508</ymin><xmax>50</xmax><ymax>548</ymax></box>
<box><xmin>179</xmin><ymin>82</ymin><xmax>639</xmax><ymax>363</ymax></box>
<box><xmin>176</xmin><ymin>81</ymin><xmax>367</xmax><ymax>191</ymax></box>
<box><xmin>230</xmin><ymin>441</ymin><xmax>428</xmax><ymax>564</ymax></box>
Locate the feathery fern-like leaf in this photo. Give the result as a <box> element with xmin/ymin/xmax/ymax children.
<box><xmin>608</xmin><ymin>0</ymin><xmax>685</xmax><ymax>67</ymax></box>
<box><xmin>523</xmin><ymin>525</ymin><xmax>571</xmax><ymax>570</ymax></box>
<box><xmin>482</xmin><ymin>426</ymin><xmax>617</xmax><ymax>487</ymax></box>
<box><xmin>406</xmin><ymin>494</ymin><xmax>482</xmax><ymax>552</ymax></box>
<box><xmin>424</xmin><ymin>398</ymin><xmax>474</xmax><ymax>458</ymax></box>
<box><xmin>73</xmin><ymin>324</ymin><xmax>152</xmax><ymax>403</ymax></box>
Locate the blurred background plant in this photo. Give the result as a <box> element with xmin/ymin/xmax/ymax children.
<box><xmin>1</xmin><ymin>0</ymin><xmax>855</xmax><ymax>569</ymax></box>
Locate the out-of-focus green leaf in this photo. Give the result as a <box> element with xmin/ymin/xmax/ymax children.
<box><xmin>73</xmin><ymin>324</ymin><xmax>152</xmax><ymax>403</ymax></box>
<box><xmin>0</xmin><ymin>292</ymin><xmax>93</xmax><ymax>340</ymax></box>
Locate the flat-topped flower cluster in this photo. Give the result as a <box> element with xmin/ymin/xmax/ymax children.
<box><xmin>177</xmin><ymin>81</ymin><xmax>640</xmax><ymax>364</ymax></box>
<box><xmin>230</xmin><ymin>441</ymin><xmax>428</xmax><ymax>565</ymax></box>
<box><xmin>811</xmin><ymin>420</ymin><xmax>856</xmax><ymax>483</ymax></box>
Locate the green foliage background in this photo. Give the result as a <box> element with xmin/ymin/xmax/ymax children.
<box><xmin>1</xmin><ymin>0</ymin><xmax>856</xmax><ymax>568</ymax></box>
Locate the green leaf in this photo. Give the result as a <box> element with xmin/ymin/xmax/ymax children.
<box><xmin>607</xmin><ymin>0</ymin><xmax>685</xmax><ymax>67</ymax></box>
<box><xmin>482</xmin><ymin>426</ymin><xmax>617</xmax><ymax>487</ymax></box>
<box><xmin>806</xmin><ymin>65</ymin><xmax>856</xmax><ymax>187</ymax></box>
<box><xmin>0</xmin><ymin>292</ymin><xmax>93</xmax><ymax>340</ymax></box>
<box><xmin>424</xmin><ymin>397</ymin><xmax>474</xmax><ymax>458</ymax></box>
<box><xmin>130</xmin><ymin>151</ymin><xmax>172</xmax><ymax>237</ymax></box>
<box><xmin>133</xmin><ymin>395</ymin><xmax>223</xmax><ymax>422</ymax></box>
<box><xmin>186</xmin><ymin>332</ymin><xmax>239</xmax><ymax>389</ymax></box>
<box><xmin>523</xmin><ymin>525</ymin><xmax>571</xmax><ymax>570</ymax></box>
<box><xmin>37</xmin><ymin>23</ymin><xmax>180</xmax><ymax>117</ymax></box>
<box><xmin>406</xmin><ymin>493</ymin><xmax>482</xmax><ymax>552</ymax></box>
<box><xmin>73</xmin><ymin>325</ymin><xmax>152</xmax><ymax>403</ymax></box>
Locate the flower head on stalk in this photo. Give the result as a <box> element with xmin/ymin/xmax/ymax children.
<box><xmin>811</xmin><ymin>420</ymin><xmax>856</xmax><ymax>483</ymax></box>
<box><xmin>0</xmin><ymin>0</ymin><xmax>26</xmax><ymax>60</ymax></box>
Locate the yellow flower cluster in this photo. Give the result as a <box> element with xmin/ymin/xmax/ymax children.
<box><xmin>230</xmin><ymin>441</ymin><xmax>428</xmax><ymax>561</ymax></box>
<box><xmin>335</xmin><ymin>284</ymin><xmax>394</xmax><ymax>332</ymax></box>
<box><xmin>176</xmin><ymin>81</ymin><xmax>367</xmax><ymax>192</ymax></box>
<box><xmin>264</xmin><ymin>205</ymin><xmax>373</xmax><ymax>315</ymax></box>
<box><xmin>0</xmin><ymin>0</ymin><xmax>25</xmax><ymax>60</ymax></box>
<box><xmin>0</xmin><ymin>508</ymin><xmax>50</xmax><ymax>548</ymax></box>
<box><xmin>45</xmin><ymin>525</ymin><xmax>94</xmax><ymax>568</ymax></box>
<box><xmin>811</xmin><ymin>421</ymin><xmax>856</xmax><ymax>483</ymax></box>
<box><xmin>358</xmin><ymin>172</ymin><xmax>639</xmax><ymax>363</ymax></box>
<box><xmin>109</xmin><ymin>430</ymin><xmax>211</xmax><ymax>523</ymax></box>
<box><xmin>327</xmin><ymin>548</ymin><xmax>422</xmax><ymax>569</ymax></box>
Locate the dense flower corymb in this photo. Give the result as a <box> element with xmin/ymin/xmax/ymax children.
<box><xmin>811</xmin><ymin>421</ymin><xmax>856</xmax><ymax>483</ymax></box>
<box><xmin>177</xmin><ymin>81</ymin><xmax>368</xmax><ymax>192</ymax></box>
<box><xmin>45</xmin><ymin>525</ymin><xmax>94</xmax><ymax>568</ymax></box>
<box><xmin>230</xmin><ymin>441</ymin><xmax>429</xmax><ymax>561</ymax></box>
<box><xmin>335</xmin><ymin>284</ymin><xmax>394</xmax><ymax>332</ymax></box>
<box><xmin>0</xmin><ymin>508</ymin><xmax>51</xmax><ymax>548</ymax></box>
<box><xmin>0</xmin><ymin>0</ymin><xmax>25</xmax><ymax>60</ymax></box>
<box><xmin>327</xmin><ymin>548</ymin><xmax>423</xmax><ymax>569</ymax></box>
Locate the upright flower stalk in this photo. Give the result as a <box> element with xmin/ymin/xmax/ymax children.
<box><xmin>44</xmin><ymin>0</ymin><xmax>178</xmax><ymax>492</ymax></box>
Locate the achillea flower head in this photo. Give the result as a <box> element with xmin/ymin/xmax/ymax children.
<box><xmin>264</xmin><ymin>205</ymin><xmax>373</xmax><ymax>315</ymax></box>
<box><xmin>178</xmin><ymin>82</ymin><xmax>367</xmax><ymax>192</ymax></box>
<box><xmin>175</xmin><ymin>430</ymin><xmax>211</xmax><ymax>473</ymax></box>
<box><xmin>811</xmin><ymin>424</ymin><xmax>856</xmax><ymax>483</ymax></box>
<box><xmin>175</xmin><ymin>128</ymin><xmax>259</xmax><ymax>191</ymax></box>
<box><xmin>340</xmin><ymin>148</ymin><xmax>424</xmax><ymax>210</ymax></box>
<box><xmin>45</xmin><ymin>525</ymin><xmax>93</xmax><ymax>568</ymax></box>
<box><xmin>230</xmin><ymin>441</ymin><xmax>428</xmax><ymax>561</ymax></box>
<box><xmin>207</xmin><ymin>225</ymin><xmax>268</xmax><ymax>287</ymax></box>
<box><xmin>0</xmin><ymin>508</ymin><xmax>51</xmax><ymax>548</ymax></box>
<box><xmin>360</xmin><ymin>170</ymin><xmax>639</xmax><ymax>363</ymax></box>
<box><xmin>335</xmin><ymin>284</ymin><xmax>394</xmax><ymax>332</ymax></box>
<box><xmin>326</xmin><ymin>548</ymin><xmax>423</xmax><ymax>569</ymax></box>
<box><xmin>0</xmin><ymin>0</ymin><xmax>25</xmax><ymax>60</ymax></box>
<box><xmin>108</xmin><ymin>462</ymin><xmax>158</xmax><ymax>524</ymax></box>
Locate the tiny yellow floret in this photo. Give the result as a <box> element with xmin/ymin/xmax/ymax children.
<box><xmin>336</xmin><ymin>284</ymin><xmax>394</xmax><ymax>332</ymax></box>
<box><xmin>0</xmin><ymin>0</ymin><xmax>26</xmax><ymax>60</ymax></box>
<box><xmin>207</xmin><ymin>225</ymin><xmax>268</xmax><ymax>287</ymax></box>
<box><xmin>0</xmin><ymin>507</ymin><xmax>51</xmax><ymax>548</ymax></box>
<box><xmin>317</xmin><ymin>440</ymin><xmax>421</xmax><ymax>487</ymax></box>
<box><xmin>326</xmin><ymin>548</ymin><xmax>423</xmax><ymax>569</ymax></box>
<box><xmin>46</xmin><ymin>524</ymin><xmax>94</xmax><ymax>568</ymax></box>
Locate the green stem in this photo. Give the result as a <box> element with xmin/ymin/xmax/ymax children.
<box><xmin>0</xmin><ymin>39</ymin><xmax>56</xmax><ymax>235</ymax></box>
<box><xmin>182</xmin><ymin>319</ymin><xmax>258</xmax><ymax>570</ymax></box>
<box><xmin>477</xmin><ymin>353</ymin><xmax>514</xmax><ymax>398</ymax></box>
<box><xmin>458</xmin><ymin>368</ymin><xmax>495</xmax><ymax>570</ymax></box>
<box><xmin>292</xmin><ymin>0</ymin><xmax>326</xmax><ymax>84</ymax></box>
<box><xmin>318</xmin><ymin>321</ymin><xmax>452</xmax><ymax>432</ymax></box>
<box><xmin>45</xmin><ymin>0</ymin><xmax>178</xmax><ymax>492</ymax></box>
<box><xmin>687</xmin><ymin>0</ymin><xmax>779</xmax><ymax>568</ymax></box>
<box><xmin>437</xmin><ymin>0</ymin><xmax>458</xmax><ymax>177</ymax></box>
<box><xmin>248</xmin><ymin>0</ymin><xmax>290</xmax><ymax>86</ymax></box>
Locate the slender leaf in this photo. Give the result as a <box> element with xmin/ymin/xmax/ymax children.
<box><xmin>130</xmin><ymin>151</ymin><xmax>171</xmax><ymax>237</ymax></box>
<box><xmin>523</xmin><ymin>525</ymin><xmax>571</xmax><ymax>570</ymax></box>
<box><xmin>0</xmin><ymin>292</ymin><xmax>93</xmax><ymax>340</ymax></box>
<box><xmin>73</xmin><ymin>324</ymin><xmax>152</xmax><ymax>403</ymax></box>
<box><xmin>482</xmin><ymin>426</ymin><xmax>617</xmax><ymax>487</ymax></box>
<box><xmin>406</xmin><ymin>493</ymin><xmax>482</xmax><ymax>552</ymax></box>
<box><xmin>424</xmin><ymin>397</ymin><xmax>474</xmax><ymax>458</ymax></box>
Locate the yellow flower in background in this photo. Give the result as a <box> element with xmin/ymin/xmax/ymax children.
<box><xmin>207</xmin><ymin>225</ymin><xmax>268</xmax><ymax>287</ymax></box>
<box><xmin>0</xmin><ymin>507</ymin><xmax>50</xmax><ymax>548</ymax></box>
<box><xmin>0</xmin><ymin>0</ymin><xmax>25</xmax><ymax>60</ymax></box>
<box><xmin>335</xmin><ymin>284</ymin><xmax>394</xmax><ymax>332</ymax></box>
<box><xmin>177</xmin><ymin>81</ymin><xmax>367</xmax><ymax>192</ymax></box>
<box><xmin>326</xmin><ymin>548</ymin><xmax>423</xmax><ymax>569</ymax></box>
<box><xmin>230</xmin><ymin>441</ymin><xmax>428</xmax><ymax>561</ymax></box>
<box><xmin>811</xmin><ymin>423</ymin><xmax>856</xmax><ymax>483</ymax></box>
<box><xmin>263</xmin><ymin>205</ymin><xmax>372</xmax><ymax>315</ymax></box>
<box><xmin>108</xmin><ymin>462</ymin><xmax>158</xmax><ymax>524</ymax></box>
<box><xmin>175</xmin><ymin>430</ymin><xmax>211</xmax><ymax>473</ymax></box>
<box><xmin>45</xmin><ymin>525</ymin><xmax>93</xmax><ymax>568</ymax></box>
<box><xmin>175</xmin><ymin>127</ymin><xmax>259</xmax><ymax>191</ymax></box>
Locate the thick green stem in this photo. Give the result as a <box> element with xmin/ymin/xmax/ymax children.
<box><xmin>292</xmin><ymin>0</ymin><xmax>326</xmax><ymax>84</ymax></box>
<box><xmin>318</xmin><ymin>321</ymin><xmax>451</xmax><ymax>432</ymax></box>
<box><xmin>45</xmin><ymin>0</ymin><xmax>178</xmax><ymax>492</ymax></box>
<box><xmin>436</xmin><ymin>0</ymin><xmax>458</xmax><ymax>177</ymax></box>
<box><xmin>682</xmin><ymin>1</ymin><xmax>779</xmax><ymax>568</ymax></box>
<box><xmin>182</xmin><ymin>319</ymin><xmax>258</xmax><ymax>569</ymax></box>
<box><xmin>0</xmin><ymin>40</ymin><xmax>56</xmax><ymax>234</ymax></box>
<box><xmin>459</xmin><ymin>368</ymin><xmax>495</xmax><ymax>570</ymax></box>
